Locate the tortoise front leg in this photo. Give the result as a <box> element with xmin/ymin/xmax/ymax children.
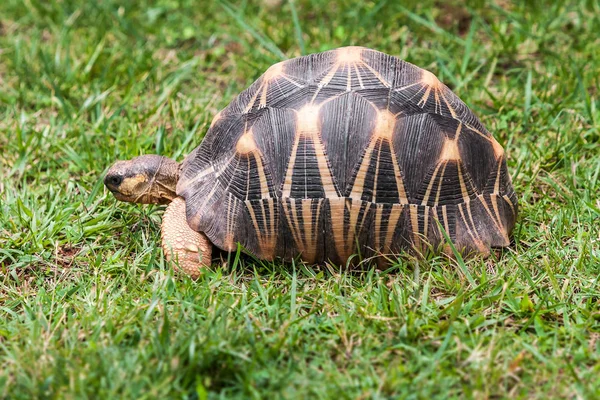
<box><xmin>161</xmin><ymin>197</ymin><xmax>212</xmax><ymax>278</ymax></box>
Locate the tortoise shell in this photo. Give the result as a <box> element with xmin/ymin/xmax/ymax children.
<box><xmin>177</xmin><ymin>46</ymin><xmax>517</xmax><ymax>264</ymax></box>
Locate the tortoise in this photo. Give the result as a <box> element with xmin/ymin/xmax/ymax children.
<box><xmin>104</xmin><ymin>46</ymin><xmax>518</xmax><ymax>278</ymax></box>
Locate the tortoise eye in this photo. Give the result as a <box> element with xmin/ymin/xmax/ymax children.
<box><xmin>105</xmin><ymin>174</ymin><xmax>123</xmax><ymax>187</ymax></box>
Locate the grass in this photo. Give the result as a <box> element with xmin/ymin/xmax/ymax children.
<box><xmin>1</xmin><ymin>0</ymin><xmax>599</xmax><ymax>398</ymax></box>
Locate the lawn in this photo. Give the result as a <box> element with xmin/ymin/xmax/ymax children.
<box><xmin>1</xmin><ymin>0</ymin><xmax>599</xmax><ymax>398</ymax></box>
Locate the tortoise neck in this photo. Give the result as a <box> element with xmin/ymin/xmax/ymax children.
<box><xmin>152</xmin><ymin>156</ymin><xmax>180</xmax><ymax>204</ymax></box>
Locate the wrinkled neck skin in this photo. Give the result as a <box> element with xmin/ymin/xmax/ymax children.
<box><xmin>145</xmin><ymin>157</ymin><xmax>180</xmax><ymax>204</ymax></box>
<box><xmin>104</xmin><ymin>155</ymin><xmax>180</xmax><ymax>205</ymax></box>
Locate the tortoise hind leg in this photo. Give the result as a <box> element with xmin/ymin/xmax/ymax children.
<box><xmin>161</xmin><ymin>197</ymin><xmax>212</xmax><ymax>278</ymax></box>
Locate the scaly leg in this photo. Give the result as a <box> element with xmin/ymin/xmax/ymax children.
<box><xmin>161</xmin><ymin>197</ymin><xmax>212</xmax><ymax>278</ymax></box>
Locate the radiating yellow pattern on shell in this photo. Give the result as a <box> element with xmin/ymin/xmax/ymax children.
<box><xmin>439</xmin><ymin>138</ymin><xmax>461</xmax><ymax>161</ymax></box>
<box><xmin>491</xmin><ymin>136</ymin><xmax>505</xmax><ymax>159</ymax></box>
<box><xmin>336</xmin><ymin>46</ymin><xmax>364</xmax><ymax>64</ymax></box>
<box><xmin>245</xmin><ymin>199</ymin><xmax>277</xmax><ymax>259</ymax></box>
<box><xmin>244</xmin><ymin>60</ymin><xmax>302</xmax><ymax>112</ymax></box>
<box><xmin>281</xmin><ymin>199</ymin><xmax>323</xmax><ymax>263</ymax></box>
<box><xmin>282</xmin><ymin>104</ymin><xmax>339</xmax><ymax>199</ymax></box>
<box><xmin>349</xmin><ymin>109</ymin><xmax>407</xmax><ymax>203</ymax></box>
<box><xmin>235</xmin><ymin>130</ymin><xmax>258</xmax><ymax>155</ymax></box>
<box><xmin>177</xmin><ymin>47</ymin><xmax>517</xmax><ymax>265</ymax></box>
<box><xmin>235</xmin><ymin>129</ymin><xmax>271</xmax><ymax>200</ymax></box>
<box><xmin>373</xmin><ymin>204</ymin><xmax>404</xmax><ymax>252</ymax></box>
<box><xmin>315</xmin><ymin>46</ymin><xmax>390</xmax><ymax>96</ymax></box>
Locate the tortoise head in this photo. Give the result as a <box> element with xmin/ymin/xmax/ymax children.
<box><xmin>104</xmin><ymin>155</ymin><xmax>180</xmax><ymax>204</ymax></box>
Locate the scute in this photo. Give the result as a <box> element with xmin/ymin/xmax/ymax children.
<box><xmin>177</xmin><ymin>47</ymin><xmax>518</xmax><ymax>263</ymax></box>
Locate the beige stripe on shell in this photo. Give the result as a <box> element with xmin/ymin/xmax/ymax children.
<box><xmin>236</xmin><ymin>129</ymin><xmax>271</xmax><ymax>200</ymax></box>
<box><xmin>464</xmin><ymin>124</ymin><xmax>491</xmax><ymax>141</ymax></box>
<box><xmin>260</xmin><ymin>62</ymin><xmax>284</xmax><ymax>107</ymax></box>
<box><xmin>253</xmin><ymin>153</ymin><xmax>271</xmax><ymax>200</ymax></box>
<box><xmin>353</xmin><ymin>64</ymin><xmax>365</xmax><ymax>89</ymax></box>
<box><xmin>503</xmin><ymin>194</ymin><xmax>516</xmax><ymax>217</ymax></box>
<box><xmin>409</xmin><ymin>204</ymin><xmax>420</xmax><ymax>245</ymax></box>
<box><xmin>458</xmin><ymin>203</ymin><xmax>481</xmax><ymax>251</ymax></box>
<box><xmin>383</xmin><ymin>204</ymin><xmax>403</xmax><ymax>252</ymax></box>
<box><xmin>350</xmin><ymin>136</ymin><xmax>377</xmax><ymax>201</ymax></box>
<box><xmin>281</xmin><ymin>133</ymin><xmax>301</xmax><ymax>198</ymax></box>
<box><xmin>419</xmin><ymin>69</ymin><xmax>456</xmax><ymax>117</ymax></box>
<box><xmin>244</xmin><ymin>61</ymin><xmax>290</xmax><ymax>112</ymax></box>
<box><xmin>418</xmin><ymin>71</ymin><xmax>439</xmax><ymax>107</ymax></box>
<box><xmin>245</xmin><ymin>199</ymin><xmax>277</xmax><ymax>259</ymax></box>
<box><xmin>331</xmin><ymin>199</ymin><xmax>373</xmax><ymax>262</ymax></box>
<box><xmin>244</xmin><ymin>88</ymin><xmax>261</xmax><ymax>113</ymax></box>
<box><xmin>315</xmin><ymin>47</ymin><xmax>390</xmax><ymax>94</ymax></box>
<box><xmin>423</xmin><ymin>208</ymin><xmax>429</xmax><ymax>240</ymax></box>
<box><xmin>282</xmin><ymin>104</ymin><xmax>339</xmax><ymax>198</ymax></box>
<box><xmin>282</xmin><ymin>199</ymin><xmax>303</xmax><ymax>254</ymax></box>
<box><xmin>491</xmin><ymin>136</ymin><xmax>505</xmax><ymax>159</ymax></box>
<box><xmin>465</xmin><ymin>200</ymin><xmax>487</xmax><ymax>252</ymax></box>
<box><xmin>491</xmin><ymin>194</ymin><xmax>502</xmax><ymax>227</ymax></box>
<box><xmin>282</xmin><ymin>199</ymin><xmax>322</xmax><ymax>263</ymax></box>
<box><xmin>223</xmin><ymin>193</ymin><xmax>236</xmax><ymax>251</ymax></box>
<box><xmin>301</xmin><ymin>199</ymin><xmax>322</xmax><ymax>263</ymax></box>
<box><xmin>374</xmin><ymin>205</ymin><xmax>384</xmax><ymax>251</ymax></box>
<box><xmin>434</xmin><ymin>162</ymin><xmax>448</xmax><ymax>205</ymax></box>
<box><xmin>493</xmin><ymin>157</ymin><xmax>503</xmax><ymax>194</ymax></box>
<box><xmin>351</xmin><ymin>109</ymin><xmax>406</xmax><ymax>202</ymax></box>
<box><xmin>319</xmin><ymin>47</ymin><xmax>364</xmax><ymax>90</ymax></box>
<box><xmin>456</xmin><ymin>163</ymin><xmax>470</xmax><ymax>202</ymax></box>
<box><xmin>490</xmin><ymin>160</ymin><xmax>506</xmax><ymax>232</ymax></box>
<box><xmin>479</xmin><ymin>194</ymin><xmax>505</xmax><ymax>237</ymax></box>
<box><xmin>442</xmin><ymin>205</ymin><xmax>450</xmax><ymax>238</ymax></box>
<box><xmin>421</xmin><ymin>162</ymin><xmax>443</xmax><ymax>206</ymax></box>
<box><xmin>329</xmin><ymin>198</ymin><xmax>350</xmax><ymax>261</ymax></box>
